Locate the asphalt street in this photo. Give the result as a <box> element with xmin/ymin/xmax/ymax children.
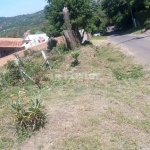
<box><xmin>109</xmin><ymin>33</ymin><xmax>150</xmax><ymax>65</ymax></box>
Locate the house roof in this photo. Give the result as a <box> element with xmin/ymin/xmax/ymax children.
<box><xmin>0</xmin><ymin>38</ymin><xmax>23</xmax><ymax>48</ymax></box>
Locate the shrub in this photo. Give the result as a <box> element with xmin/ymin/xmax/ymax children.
<box><xmin>33</xmin><ymin>51</ymin><xmax>42</xmax><ymax>57</ymax></box>
<box><xmin>24</xmin><ymin>50</ymin><xmax>29</xmax><ymax>57</ymax></box>
<box><xmin>2</xmin><ymin>59</ymin><xmax>47</xmax><ymax>87</ymax></box>
<box><xmin>11</xmin><ymin>99</ymin><xmax>46</xmax><ymax>132</ymax></box>
<box><xmin>47</xmin><ymin>38</ymin><xmax>57</xmax><ymax>52</ymax></box>
<box><xmin>4</xmin><ymin>61</ymin><xmax>22</xmax><ymax>86</ymax></box>
<box><xmin>57</xmin><ymin>43</ymin><xmax>68</xmax><ymax>52</ymax></box>
<box><xmin>71</xmin><ymin>50</ymin><xmax>80</xmax><ymax>66</ymax></box>
<box><xmin>144</xmin><ymin>20</ymin><xmax>150</xmax><ymax>30</ymax></box>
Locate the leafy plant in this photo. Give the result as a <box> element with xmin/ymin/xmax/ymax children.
<box><xmin>27</xmin><ymin>99</ymin><xmax>46</xmax><ymax>130</ymax></box>
<box><xmin>71</xmin><ymin>50</ymin><xmax>80</xmax><ymax>66</ymax></box>
<box><xmin>11</xmin><ymin>99</ymin><xmax>46</xmax><ymax>132</ymax></box>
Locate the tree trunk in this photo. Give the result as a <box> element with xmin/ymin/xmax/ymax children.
<box><xmin>63</xmin><ymin>30</ymin><xmax>76</xmax><ymax>50</ymax></box>
<box><xmin>72</xmin><ymin>25</ymin><xmax>82</xmax><ymax>46</ymax></box>
<box><xmin>62</xmin><ymin>7</ymin><xmax>79</xmax><ymax>50</ymax></box>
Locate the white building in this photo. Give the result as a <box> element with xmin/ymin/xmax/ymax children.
<box><xmin>22</xmin><ymin>33</ymin><xmax>49</xmax><ymax>49</ymax></box>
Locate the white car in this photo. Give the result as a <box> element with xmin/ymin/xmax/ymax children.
<box><xmin>93</xmin><ymin>33</ymin><xmax>101</xmax><ymax>36</ymax></box>
<box><xmin>93</xmin><ymin>31</ymin><xmax>104</xmax><ymax>36</ymax></box>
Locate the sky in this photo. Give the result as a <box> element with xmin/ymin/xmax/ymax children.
<box><xmin>0</xmin><ymin>0</ymin><xmax>47</xmax><ymax>17</ymax></box>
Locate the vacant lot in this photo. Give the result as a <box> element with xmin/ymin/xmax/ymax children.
<box><xmin>0</xmin><ymin>43</ymin><xmax>150</xmax><ymax>150</ymax></box>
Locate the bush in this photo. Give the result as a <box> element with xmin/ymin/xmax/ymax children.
<box><xmin>47</xmin><ymin>38</ymin><xmax>57</xmax><ymax>52</ymax></box>
<box><xmin>11</xmin><ymin>99</ymin><xmax>46</xmax><ymax>132</ymax></box>
<box><xmin>24</xmin><ymin>50</ymin><xmax>29</xmax><ymax>57</ymax></box>
<box><xmin>33</xmin><ymin>51</ymin><xmax>42</xmax><ymax>58</ymax></box>
<box><xmin>57</xmin><ymin>43</ymin><xmax>68</xmax><ymax>52</ymax></box>
<box><xmin>144</xmin><ymin>20</ymin><xmax>150</xmax><ymax>30</ymax></box>
<box><xmin>3</xmin><ymin>61</ymin><xmax>22</xmax><ymax>86</ymax></box>
<box><xmin>22</xmin><ymin>60</ymin><xmax>46</xmax><ymax>87</ymax></box>
<box><xmin>2</xmin><ymin>59</ymin><xmax>47</xmax><ymax>87</ymax></box>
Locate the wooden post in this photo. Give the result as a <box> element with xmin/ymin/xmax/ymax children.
<box><xmin>41</xmin><ymin>51</ymin><xmax>51</xmax><ymax>70</ymax></box>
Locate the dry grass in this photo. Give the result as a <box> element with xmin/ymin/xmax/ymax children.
<box><xmin>0</xmin><ymin>43</ymin><xmax>150</xmax><ymax>150</ymax></box>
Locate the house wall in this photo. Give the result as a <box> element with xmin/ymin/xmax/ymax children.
<box><xmin>0</xmin><ymin>47</ymin><xmax>24</xmax><ymax>58</ymax></box>
<box><xmin>23</xmin><ymin>34</ymin><xmax>49</xmax><ymax>49</ymax></box>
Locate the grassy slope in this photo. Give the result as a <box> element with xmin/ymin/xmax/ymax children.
<box><xmin>91</xmin><ymin>36</ymin><xmax>108</xmax><ymax>40</ymax></box>
<box><xmin>125</xmin><ymin>27</ymin><xmax>145</xmax><ymax>35</ymax></box>
<box><xmin>0</xmin><ymin>43</ymin><xmax>150</xmax><ymax>150</ymax></box>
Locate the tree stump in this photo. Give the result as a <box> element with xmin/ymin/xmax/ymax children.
<box><xmin>62</xmin><ymin>7</ymin><xmax>78</xmax><ymax>50</ymax></box>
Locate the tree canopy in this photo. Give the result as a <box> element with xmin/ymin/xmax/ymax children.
<box><xmin>45</xmin><ymin>0</ymin><xmax>104</xmax><ymax>37</ymax></box>
<box><xmin>101</xmin><ymin>0</ymin><xmax>150</xmax><ymax>28</ymax></box>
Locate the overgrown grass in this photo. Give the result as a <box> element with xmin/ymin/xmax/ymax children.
<box><xmin>113</xmin><ymin>65</ymin><xmax>143</xmax><ymax>80</ymax></box>
<box><xmin>95</xmin><ymin>45</ymin><xmax>144</xmax><ymax>80</ymax></box>
<box><xmin>0</xmin><ymin>44</ymin><xmax>150</xmax><ymax>150</ymax></box>
<box><xmin>91</xmin><ymin>36</ymin><xmax>108</xmax><ymax>40</ymax></box>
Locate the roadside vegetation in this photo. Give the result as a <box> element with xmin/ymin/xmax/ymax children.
<box><xmin>125</xmin><ymin>27</ymin><xmax>144</xmax><ymax>34</ymax></box>
<box><xmin>102</xmin><ymin>0</ymin><xmax>150</xmax><ymax>31</ymax></box>
<box><xmin>0</xmin><ymin>41</ymin><xmax>150</xmax><ymax>149</ymax></box>
<box><xmin>91</xmin><ymin>36</ymin><xmax>108</xmax><ymax>40</ymax></box>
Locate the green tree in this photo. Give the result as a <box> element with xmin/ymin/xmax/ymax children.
<box><xmin>45</xmin><ymin>0</ymin><xmax>103</xmax><ymax>41</ymax></box>
<box><xmin>102</xmin><ymin>0</ymin><xmax>146</xmax><ymax>28</ymax></box>
<box><xmin>145</xmin><ymin>0</ymin><xmax>150</xmax><ymax>8</ymax></box>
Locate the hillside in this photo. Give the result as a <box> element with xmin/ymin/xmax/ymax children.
<box><xmin>0</xmin><ymin>10</ymin><xmax>46</xmax><ymax>38</ymax></box>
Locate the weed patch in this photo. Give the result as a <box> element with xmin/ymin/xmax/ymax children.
<box><xmin>0</xmin><ymin>137</ymin><xmax>14</xmax><ymax>150</ymax></box>
<box><xmin>135</xmin><ymin>120</ymin><xmax>150</xmax><ymax>134</ymax></box>
<box><xmin>17</xmin><ymin>130</ymin><xmax>34</xmax><ymax>143</ymax></box>
<box><xmin>113</xmin><ymin>66</ymin><xmax>144</xmax><ymax>80</ymax></box>
<box><xmin>57</xmin><ymin>136</ymin><xmax>102</xmax><ymax>150</ymax></box>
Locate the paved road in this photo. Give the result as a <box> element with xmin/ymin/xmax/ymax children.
<box><xmin>109</xmin><ymin>33</ymin><xmax>150</xmax><ymax>65</ymax></box>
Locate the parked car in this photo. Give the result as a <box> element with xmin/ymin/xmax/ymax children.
<box><xmin>93</xmin><ymin>31</ymin><xmax>104</xmax><ymax>36</ymax></box>
<box><xmin>93</xmin><ymin>33</ymin><xmax>100</xmax><ymax>36</ymax></box>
